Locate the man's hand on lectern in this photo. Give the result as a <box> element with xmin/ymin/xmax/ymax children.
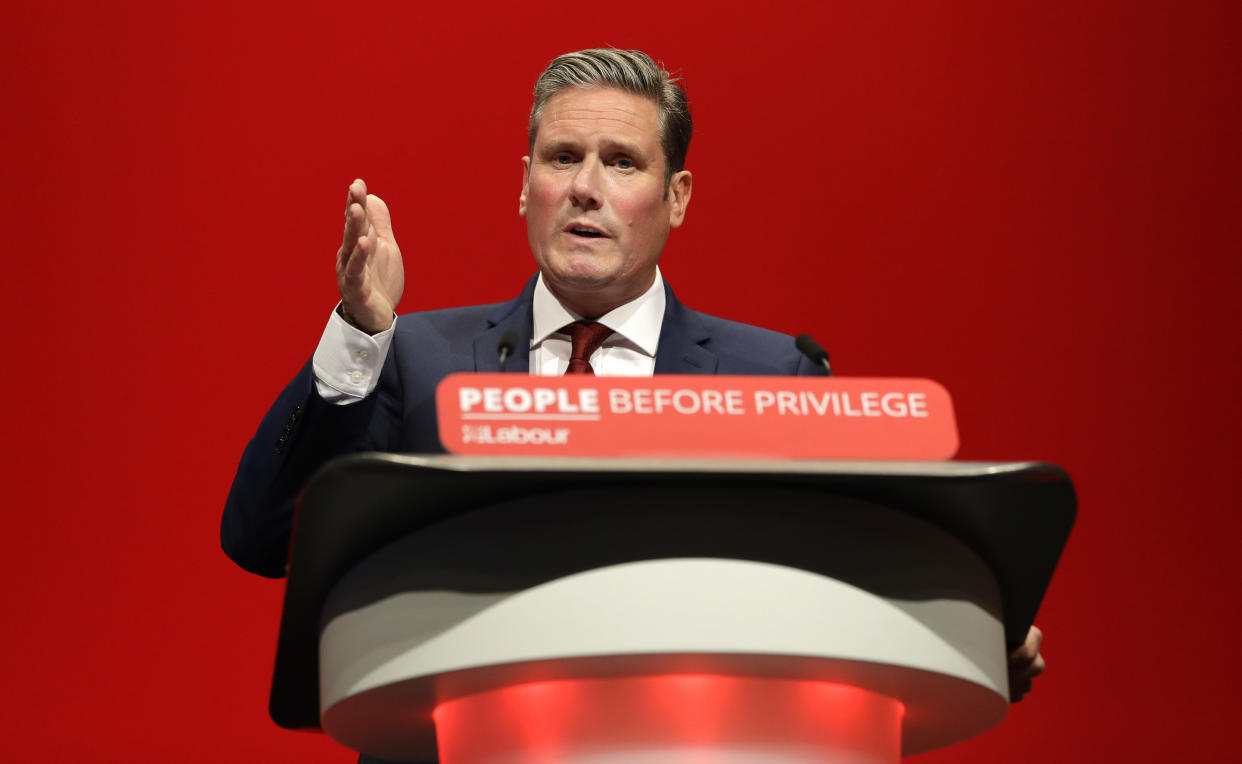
<box><xmin>337</xmin><ymin>178</ymin><xmax>404</xmax><ymax>334</ymax></box>
<box><xmin>1008</xmin><ymin>625</ymin><xmax>1045</xmax><ymax>702</ymax></box>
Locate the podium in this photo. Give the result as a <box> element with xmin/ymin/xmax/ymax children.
<box><xmin>269</xmin><ymin>454</ymin><xmax>1075</xmax><ymax>763</ymax></box>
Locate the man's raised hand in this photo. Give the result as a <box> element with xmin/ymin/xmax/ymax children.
<box><xmin>336</xmin><ymin>179</ymin><xmax>404</xmax><ymax>333</ymax></box>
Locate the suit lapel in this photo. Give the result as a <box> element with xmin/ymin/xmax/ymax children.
<box><xmin>654</xmin><ymin>282</ymin><xmax>718</xmax><ymax>374</ymax></box>
<box><xmin>472</xmin><ymin>275</ymin><xmax>537</xmax><ymax>373</ymax></box>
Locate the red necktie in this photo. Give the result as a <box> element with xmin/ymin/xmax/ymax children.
<box><xmin>563</xmin><ymin>321</ymin><xmax>614</xmax><ymax>375</ymax></box>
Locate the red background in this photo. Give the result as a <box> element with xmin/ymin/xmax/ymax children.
<box><xmin>2</xmin><ymin>1</ymin><xmax>1238</xmax><ymax>760</ymax></box>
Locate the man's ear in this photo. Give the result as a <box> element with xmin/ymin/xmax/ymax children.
<box><xmin>667</xmin><ymin>170</ymin><xmax>693</xmax><ymax>228</ymax></box>
<box><xmin>519</xmin><ymin>156</ymin><xmax>531</xmax><ymax>217</ymax></box>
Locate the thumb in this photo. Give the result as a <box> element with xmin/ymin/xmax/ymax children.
<box><xmin>366</xmin><ymin>194</ymin><xmax>394</xmax><ymax>236</ymax></box>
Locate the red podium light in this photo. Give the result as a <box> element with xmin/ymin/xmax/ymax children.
<box><xmin>433</xmin><ymin>674</ymin><xmax>903</xmax><ymax>764</ymax></box>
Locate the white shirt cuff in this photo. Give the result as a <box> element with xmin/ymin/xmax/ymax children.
<box><xmin>312</xmin><ymin>304</ymin><xmax>396</xmax><ymax>405</ymax></box>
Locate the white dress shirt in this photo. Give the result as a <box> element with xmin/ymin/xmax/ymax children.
<box><xmin>312</xmin><ymin>268</ymin><xmax>666</xmax><ymax>404</ymax></box>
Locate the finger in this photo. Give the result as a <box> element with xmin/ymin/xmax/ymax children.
<box><xmin>343</xmin><ymin>224</ymin><xmax>376</xmax><ymax>280</ymax></box>
<box><xmin>1010</xmin><ymin>651</ymin><xmax>1045</xmax><ymax>680</ymax></box>
<box><xmin>338</xmin><ymin>213</ymin><xmax>369</xmax><ymax>275</ymax></box>
<box><xmin>1028</xmin><ymin>652</ymin><xmax>1046</xmax><ymax>678</ymax></box>
<box><xmin>342</xmin><ymin>181</ymin><xmax>366</xmax><ymax>231</ymax></box>
<box><xmin>340</xmin><ymin>201</ymin><xmax>368</xmax><ymax>254</ymax></box>
<box><xmin>345</xmin><ymin>178</ymin><xmax>367</xmax><ymax>208</ymax></box>
<box><xmin>1009</xmin><ymin>626</ymin><xmax>1043</xmax><ymax>665</ymax></box>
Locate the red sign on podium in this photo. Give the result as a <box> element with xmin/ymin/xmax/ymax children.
<box><xmin>436</xmin><ymin>374</ymin><xmax>958</xmax><ymax>459</ymax></box>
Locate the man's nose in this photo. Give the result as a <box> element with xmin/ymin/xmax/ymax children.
<box><xmin>569</xmin><ymin>157</ymin><xmax>603</xmax><ymax>210</ymax></box>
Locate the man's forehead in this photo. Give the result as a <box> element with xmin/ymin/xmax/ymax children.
<box><xmin>535</xmin><ymin>87</ymin><xmax>660</xmax><ymax>145</ymax></box>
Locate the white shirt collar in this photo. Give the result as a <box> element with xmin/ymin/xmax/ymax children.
<box><xmin>531</xmin><ymin>267</ymin><xmax>666</xmax><ymax>357</ymax></box>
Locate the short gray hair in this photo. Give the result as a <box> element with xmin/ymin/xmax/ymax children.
<box><xmin>528</xmin><ymin>49</ymin><xmax>693</xmax><ymax>184</ymax></box>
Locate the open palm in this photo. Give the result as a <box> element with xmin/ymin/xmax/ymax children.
<box><xmin>336</xmin><ymin>178</ymin><xmax>404</xmax><ymax>333</ymax></box>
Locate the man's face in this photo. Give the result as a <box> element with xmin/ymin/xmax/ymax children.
<box><xmin>520</xmin><ymin>86</ymin><xmax>692</xmax><ymax>318</ymax></box>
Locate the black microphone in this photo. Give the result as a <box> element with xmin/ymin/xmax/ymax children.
<box><xmin>794</xmin><ymin>334</ymin><xmax>833</xmax><ymax>376</ymax></box>
<box><xmin>497</xmin><ymin>331</ymin><xmax>519</xmax><ymax>372</ymax></box>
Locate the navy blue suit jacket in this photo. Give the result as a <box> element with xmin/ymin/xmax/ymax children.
<box><xmin>221</xmin><ymin>276</ymin><xmax>824</xmax><ymax>578</ymax></box>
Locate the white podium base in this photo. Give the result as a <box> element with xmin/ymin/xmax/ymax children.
<box><xmin>317</xmin><ymin>488</ymin><xmax>1009</xmax><ymax>760</ymax></box>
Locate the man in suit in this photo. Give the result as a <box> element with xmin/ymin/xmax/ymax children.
<box><xmin>222</xmin><ymin>50</ymin><xmax>1044</xmax><ymax>747</ymax></box>
<box><xmin>222</xmin><ymin>49</ymin><xmax>826</xmax><ymax>580</ymax></box>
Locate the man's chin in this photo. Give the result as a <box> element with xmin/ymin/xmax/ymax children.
<box><xmin>539</xmin><ymin>256</ymin><xmax>621</xmax><ymax>292</ymax></box>
<box><xmin>543</xmin><ymin>270</ymin><xmax>617</xmax><ymax>299</ymax></box>
<box><xmin>539</xmin><ymin>266</ymin><xmax>632</xmax><ymax>317</ymax></box>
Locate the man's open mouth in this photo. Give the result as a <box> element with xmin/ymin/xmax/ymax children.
<box><xmin>568</xmin><ymin>226</ymin><xmax>606</xmax><ymax>238</ymax></box>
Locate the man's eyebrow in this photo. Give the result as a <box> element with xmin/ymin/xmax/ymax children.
<box><xmin>597</xmin><ymin>137</ymin><xmax>645</xmax><ymax>156</ymax></box>
<box><xmin>539</xmin><ymin>137</ymin><xmax>648</xmax><ymax>158</ymax></box>
<box><xmin>541</xmin><ymin>138</ymin><xmax>579</xmax><ymax>155</ymax></box>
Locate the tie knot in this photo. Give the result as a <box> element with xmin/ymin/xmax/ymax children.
<box><xmin>562</xmin><ymin>321</ymin><xmax>613</xmax><ymax>375</ymax></box>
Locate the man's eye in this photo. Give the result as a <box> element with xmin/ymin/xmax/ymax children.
<box><xmin>554</xmin><ymin>154</ymin><xmax>573</xmax><ymax>164</ymax></box>
<box><xmin>615</xmin><ymin>157</ymin><xmax>634</xmax><ymax>169</ymax></box>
